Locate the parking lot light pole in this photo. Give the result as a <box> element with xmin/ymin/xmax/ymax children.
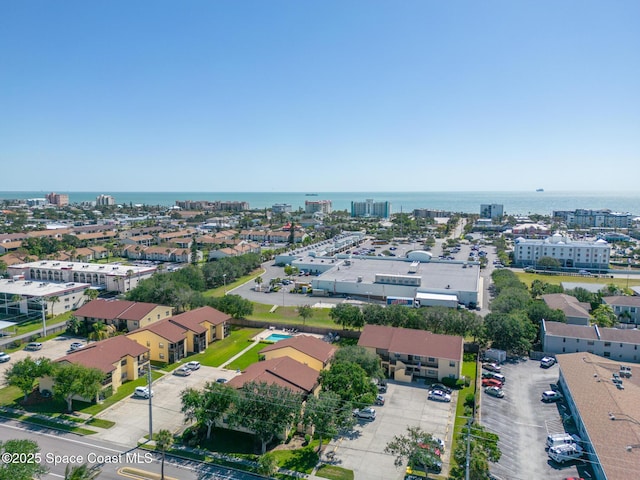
<box><xmin>223</xmin><ymin>273</ymin><xmax>227</xmax><ymax>295</ymax></box>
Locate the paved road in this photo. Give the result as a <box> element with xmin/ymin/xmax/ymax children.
<box><xmin>0</xmin><ymin>420</ymin><xmax>259</xmax><ymax>480</ymax></box>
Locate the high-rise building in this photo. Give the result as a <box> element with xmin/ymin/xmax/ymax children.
<box><xmin>305</xmin><ymin>200</ymin><xmax>332</xmax><ymax>214</ymax></box>
<box><xmin>480</xmin><ymin>204</ymin><xmax>504</xmax><ymax>220</ymax></box>
<box><xmin>96</xmin><ymin>194</ymin><xmax>116</xmax><ymax>206</ymax></box>
<box><xmin>351</xmin><ymin>199</ymin><xmax>391</xmax><ymax>218</ymax></box>
<box><xmin>45</xmin><ymin>192</ymin><xmax>69</xmax><ymax>207</ymax></box>
<box><xmin>272</xmin><ymin>204</ymin><xmax>292</xmax><ymax>214</ymax></box>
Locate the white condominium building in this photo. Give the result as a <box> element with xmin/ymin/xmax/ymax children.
<box><xmin>513</xmin><ymin>233</ymin><xmax>610</xmax><ymax>269</ymax></box>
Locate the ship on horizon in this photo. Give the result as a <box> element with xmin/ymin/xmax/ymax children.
<box><xmin>536</xmin><ymin>188</ymin><xmax>544</xmax><ymax>192</ymax></box>
<box><xmin>305</xmin><ymin>193</ymin><xmax>319</xmax><ymax>196</ymax></box>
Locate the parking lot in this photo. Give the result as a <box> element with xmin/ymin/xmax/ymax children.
<box><xmin>327</xmin><ymin>381</ymin><xmax>456</xmax><ymax>480</ymax></box>
<box><xmin>94</xmin><ymin>365</ymin><xmax>238</xmax><ymax>445</ymax></box>
<box><xmin>480</xmin><ymin>359</ymin><xmax>591</xmax><ymax>480</ymax></box>
<box><xmin>0</xmin><ymin>335</ymin><xmax>87</xmax><ymax>387</ymax></box>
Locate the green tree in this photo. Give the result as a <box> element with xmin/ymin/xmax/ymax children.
<box><xmin>232</xmin><ymin>381</ymin><xmax>303</xmax><ymax>454</ymax></box>
<box><xmin>384</xmin><ymin>426</ymin><xmax>442</xmax><ymax>472</ymax></box>
<box><xmin>319</xmin><ymin>361</ymin><xmax>377</xmax><ymax>406</ymax></box>
<box><xmin>297</xmin><ymin>305</ymin><xmax>314</xmax><ymax>325</ymax></box>
<box><xmin>0</xmin><ymin>439</ymin><xmax>48</xmax><ymax>480</ymax></box>
<box><xmin>88</xmin><ymin>321</ymin><xmax>109</xmax><ymax>341</ymax></box>
<box><xmin>332</xmin><ymin>345</ymin><xmax>383</xmax><ymax>379</ymax></box>
<box><xmin>64</xmin><ymin>463</ymin><xmax>101</xmax><ymax>480</ymax></box>
<box><xmin>257</xmin><ymin>452</ymin><xmax>279</xmax><ymax>477</ymax></box>
<box><xmin>47</xmin><ymin>295</ymin><xmax>60</xmax><ymax>317</ymax></box>
<box><xmin>329</xmin><ymin>303</ymin><xmax>363</xmax><ymax>330</ymax></box>
<box><xmin>526</xmin><ymin>300</ymin><xmax>566</xmax><ymax>324</ymax></box>
<box><xmin>66</xmin><ymin>316</ymin><xmax>83</xmax><ymax>335</ymax></box>
<box><xmin>591</xmin><ymin>304</ymin><xmax>617</xmax><ymax>327</ymax></box>
<box><xmin>0</xmin><ymin>259</ymin><xmax>7</xmax><ymax>277</ymax></box>
<box><xmin>181</xmin><ymin>382</ymin><xmax>236</xmax><ymax>440</ymax></box>
<box><xmin>536</xmin><ymin>256</ymin><xmax>561</xmax><ymax>270</ymax></box>
<box><xmin>53</xmin><ymin>363</ymin><xmax>105</xmax><ymax>412</ymax></box>
<box><xmin>209</xmin><ymin>294</ymin><xmax>253</xmax><ymax>319</ymax></box>
<box><xmin>489</xmin><ymin>287</ymin><xmax>531</xmax><ymax>314</ymax></box>
<box><xmin>155</xmin><ymin>429</ymin><xmax>174</xmax><ymax>480</ymax></box>
<box><xmin>449</xmin><ymin>424</ymin><xmax>501</xmax><ymax>480</ymax></box>
<box><xmin>84</xmin><ymin>288</ymin><xmax>99</xmax><ymax>302</ymax></box>
<box><xmin>482</xmin><ymin>312</ymin><xmax>537</xmax><ymax>355</ymax></box>
<box><xmin>302</xmin><ymin>391</ymin><xmax>354</xmax><ymax>453</ymax></box>
<box><xmin>4</xmin><ymin>357</ymin><xmax>53</xmax><ymax>401</ymax></box>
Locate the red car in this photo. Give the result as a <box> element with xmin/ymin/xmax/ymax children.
<box><xmin>482</xmin><ymin>378</ymin><xmax>503</xmax><ymax>388</ymax></box>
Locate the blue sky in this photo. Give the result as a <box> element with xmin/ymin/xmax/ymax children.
<box><xmin>1</xmin><ymin>1</ymin><xmax>639</xmax><ymax>192</ymax></box>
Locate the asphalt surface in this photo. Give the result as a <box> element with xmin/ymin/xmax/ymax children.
<box><xmin>480</xmin><ymin>359</ymin><xmax>590</xmax><ymax>480</ymax></box>
<box><xmin>327</xmin><ymin>380</ymin><xmax>456</xmax><ymax>480</ymax></box>
<box><xmin>0</xmin><ymin>421</ymin><xmax>265</xmax><ymax>480</ymax></box>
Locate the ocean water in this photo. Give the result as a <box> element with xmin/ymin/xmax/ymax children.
<box><xmin>1</xmin><ymin>191</ymin><xmax>639</xmax><ymax>216</ymax></box>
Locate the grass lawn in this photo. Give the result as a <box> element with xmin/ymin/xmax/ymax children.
<box><xmin>80</xmin><ymin>370</ymin><xmax>164</xmax><ymax>416</ymax></box>
<box><xmin>271</xmin><ymin>444</ymin><xmax>319</xmax><ymax>475</ymax></box>
<box><xmin>196</xmin><ymin>426</ymin><xmax>258</xmax><ymax>454</ymax></box>
<box><xmin>515</xmin><ymin>271</ymin><xmax>640</xmax><ymax>289</ymax></box>
<box><xmin>186</xmin><ymin>327</ymin><xmax>262</xmax><ymax>367</ymax></box>
<box><xmin>450</xmin><ymin>356</ymin><xmax>478</xmax><ymax>468</ymax></box>
<box><xmin>315</xmin><ymin>465</ymin><xmax>355</xmax><ymax>480</ymax></box>
<box><xmin>226</xmin><ymin>342</ymin><xmax>268</xmax><ymax>371</ymax></box>
<box><xmin>249</xmin><ymin>302</ymin><xmax>338</xmax><ymax>328</ymax></box>
<box><xmin>203</xmin><ymin>268</ymin><xmax>266</xmax><ymax>298</ymax></box>
<box><xmin>0</xmin><ymin>409</ymin><xmax>96</xmax><ymax>435</ymax></box>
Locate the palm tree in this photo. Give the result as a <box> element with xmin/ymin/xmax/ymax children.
<box><xmin>254</xmin><ymin>276</ymin><xmax>263</xmax><ymax>292</ymax></box>
<box><xmin>155</xmin><ymin>429</ymin><xmax>174</xmax><ymax>480</ymax></box>
<box><xmin>84</xmin><ymin>288</ymin><xmax>99</xmax><ymax>302</ymax></box>
<box><xmin>48</xmin><ymin>295</ymin><xmax>60</xmax><ymax>318</ymax></box>
<box><xmin>88</xmin><ymin>321</ymin><xmax>109</xmax><ymax>341</ymax></box>
<box><xmin>126</xmin><ymin>270</ymin><xmax>134</xmax><ymax>292</ymax></box>
<box><xmin>64</xmin><ymin>463</ymin><xmax>101</xmax><ymax>480</ymax></box>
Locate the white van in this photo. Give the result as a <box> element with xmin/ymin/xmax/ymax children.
<box><xmin>548</xmin><ymin>443</ymin><xmax>583</xmax><ymax>463</ymax></box>
<box><xmin>546</xmin><ymin>433</ymin><xmax>576</xmax><ymax>449</ymax></box>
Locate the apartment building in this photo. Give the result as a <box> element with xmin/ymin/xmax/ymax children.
<box><xmin>553</xmin><ymin>209</ymin><xmax>633</xmax><ymax>229</ymax></box>
<box><xmin>350</xmin><ymin>199</ymin><xmax>391</xmax><ymax>218</ymax></box>
<box><xmin>513</xmin><ymin>233</ymin><xmax>610</xmax><ymax>269</ymax></box>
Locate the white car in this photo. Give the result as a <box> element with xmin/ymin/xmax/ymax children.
<box><xmin>548</xmin><ymin>443</ymin><xmax>583</xmax><ymax>463</ymax></box>
<box><xmin>0</xmin><ymin>352</ymin><xmax>10</xmax><ymax>363</ymax></box>
<box><xmin>185</xmin><ymin>361</ymin><xmax>201</xmax><ymax>370</ymax></box>
<box><xmin>428</xmin><ymin>390</ymin><xmax>452</xmax><ymax>403</ymax></box>
<box><xmin>540</xmin><ymin>356</ymin><xmax>556</xmax><ymax>368</ymax></box>
<box><xmin>173</xmin><ymin>366</ymin><xmax>191</xmax><ymax>376</ymax></box>
<box><xmin>133</xmin><ymin>387</ymin><xmax>154</xmax><ymax>399</ymax></box>
<box><xmin>353</xmin><ymin>407</ymin><xmax>376</xmax><ymax>420</ymax></box>
<box><xmin>542</xmin><ymin>390</ymin><xmax>563</xmax><ymax>402</ymax></box>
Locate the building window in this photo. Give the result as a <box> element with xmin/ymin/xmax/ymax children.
<box><xmin>121</xmin><ymin>359</ymin><xmax>127</xmax><ymax>366</ymax></box>
<box><xmin>159</xmin><ymin>343</ymin><xmax>164</xmax><ymax>348</ymax></box>
<box><xmin>563</xmin><ymin>338</ymin><xmax>566</xmax><ymax>343</ymax></box>
<box><xmin>427</xmin><ymin>369</ymin><xmax>437</xmax><ymax>375</ymax></box>
<box><xmin>604</xmin><ymin>342</ymin><xmax>611</xmax><ymax>347</ymax></box>
<box><xmin>159</xmin><ymin>353</ymin><xmax>165</xmax><ymax>360</ymax></box>
<box><xmin>428</xmin><ymin>357</ymin><xmax>435</xmax><ymax>363</ymax></box>
<box><xmin>587</xmin><ymin>341</ymin><xmax>594</xmax><ymax>346</ymax></box>
<box><xmin>604</xmin><ymin>352</ymin><xmax>611</xmax><ymax>358</ymax></box>
<box><xmin>562</xmin><ymin>348</ymin><xmax>566</xmax><ymax>352</ymax></box>
<box><xmin>157</xmin><ymin>314</ymin><xmax>160</xmax><ymax>319</ymax></box>
<box><xmin>449</xmin><ymin>361</ymin><xmax>456</xmax><ymax>367</ymax></box>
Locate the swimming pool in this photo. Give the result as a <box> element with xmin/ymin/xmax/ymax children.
<box><xmin>265</xmin><ymin>333</ymin><xmax>293</xmax><ymax>342</ymax></box>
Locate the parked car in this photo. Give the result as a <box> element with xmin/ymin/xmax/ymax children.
<box><xmin>69</xmin><ymin>342</ymin><xmax>84</xmax><ymax>352</ymax></box>
<box><xmin>428</xmin><ymin>390</ymin><xmax>451</xmax><ymax>403</ymax></box>
<box><xmin>429</xmin><ymin>383</ymin><xmax>452</xmax><ymax>394</ymax></box>
<box><xmin>185</xmin><ymin>361</ymin><xmax>201</xmax><ymax>370</ymax></box>
<box><xmin>482</xmin><ymin>372</ymin><xmax>506</xmax><ymax>383</ymax></box>
<box><xmin>484</xmin><ymin>386</ymin><xmax>505</xmax><ymax>398</ymax></box>
<box><xmin>540</xmin><ymin>356</ymin><xmax>556</xmax><ymax>368</ymax></box>
<box><xmin>377</xmin><ymin>383</ymin><xmax>388</xmax><ymax>394</ymax></box>
<box><xmin>353</xmin><ymin>407</ymin><xmax>376</xmax><ymax>420</ymax></box>
<box><xmin>24</xmin><ymin>342</ymin><xmax>43</xmax><ymax>351</ymax></box>
<box><xmin>173</xmin><ymin>366</ymin><xmax>191</xmax><ymax>376</ymax></box>
<box><xmin>133</xmin><ymin>387</ymin><xmax>154</xmax><ymax>399</ymax></box>
<box><xmin>375</xmin><ymin>395</ymin><xmax>385</xmax><ymax>406</ymax></box>
<box><xmin>482</xmin><ymin>362</ymin><xmax>502</xmax><ymax>372</ymax></box>
<box><xmin>216</xmin><ymin>377</ymin><xmax>228</xmax><ymax>383</ymax></box>
<box><xmin>482</xmin><ymin>378</ymin><xmax>503</xmax><ymax>388</ymax></box>
<box><xmin>546</xmin><ymin>433</ymin><xmax>581</xmax><ymax>449</ymax></box>
<box><xmin>542</xmin><ymin>390</ymin><xmax>563</xmax><ymax>402</ymax></box>
<box><xmin>548</xmin><ymin>444</ymin><xmax>583</xmax><ymax>463</ymax></box>
<box><xmin>0</xmin><ymin>352</ymin><xmax>10</xmax><ymax>363</ymax></box>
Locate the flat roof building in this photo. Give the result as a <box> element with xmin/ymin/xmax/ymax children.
<box><xmin>0</xmin><ymin>278</ymin><xmax>91</xmax><ymax>318</ymax></box>
<box><xmin>513</xmin><ymin>233</ymin><xmax>610</xmax><ymax>269</ymax></box>
<box><xmin>556</xmin><ymin>352</ymin><xmax>639</xmax><ymax>480</ymax></box>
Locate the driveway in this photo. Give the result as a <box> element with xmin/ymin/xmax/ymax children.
<box><xmin>94</xmin><ymin>365</ymin><xmax>239</xmax><ymax>446</ymax></box>
<box><xmin>0</xmin><ymin>335</ymin><xmax>86</xmax><ymax>387</ymax></box>
<box><xmin>480</xmin><ymin>359</ymin><xmax>590</xmax><ymax>480</ymax></box>
<box><xmin>327</xmin><ymin>381</ymin><xmax>456</xmax><ymax>480</ymax></box>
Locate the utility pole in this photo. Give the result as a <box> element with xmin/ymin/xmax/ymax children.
<box><xmin>148</xmin><ymin>364</ymin><xmax>153</xmax><ymax>441</ymax></box>
<box><xmin>465</xmin><ymin>419</ymin><xmax>472</xmax><ymax>480</ymax></box>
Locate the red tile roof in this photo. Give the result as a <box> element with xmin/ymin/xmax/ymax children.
<box><xmin>260</xmin><ymin>335</ymin><xmax>336</xmax><ymax>364</ymax></box>
<box><xmin>58</xmin><ymin>336</ymin><xmax>148</xmax><ymax>374</ymax></box>
<box><xmin>171</xmin><ymin>306</ymin><xmax>231</xmax><ymax>327</ymax></box>
<box><xmin>74</xmin><ymin>299</ymin><xmax>164</xmax><ymax>322</ymax></box>
<box><xmin>358</xmin><ymin>325</ymin><xmax>463</xmax><ymax>361</ymax></box>
<box><xmin>227</xmin><ymin>357</ymin><xmax>319</xmax><ymax>394</ymax></box>
<box><xmin>131</xmin><ymin>318</ymin><xmax>187</xmax><ymax>343</ymax></box>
